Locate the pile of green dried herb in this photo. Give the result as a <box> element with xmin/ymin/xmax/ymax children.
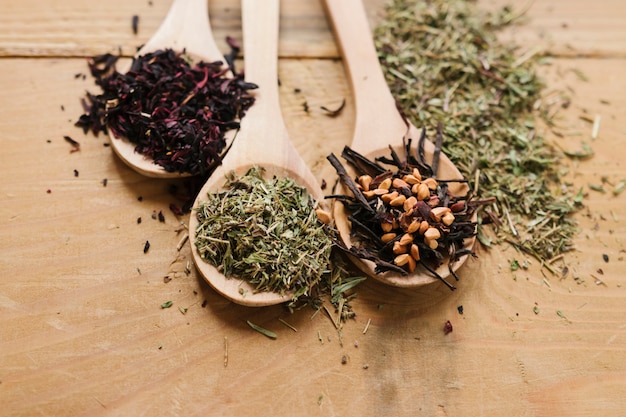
<box><xmin>374</xmin><ymin>0</ymin><xmax>580</xmax><ymax>265</ymax></box>
<box><xmin>194</xmin><ymin>167</ymin><xmax>333</xmax><ymax>301</ymax></box>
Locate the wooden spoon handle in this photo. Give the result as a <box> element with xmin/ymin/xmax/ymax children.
<box><xmin>139</xmin><ymin>0</ymin><xmax>222</xmax><ymax>62</ymax></box>
<box><xmin>322</xmin><ymin>0</ymin><xmax>407</xmax><ymax>155</ymax></box>
<box><xmin>240</xmin><ymin>0</ymin><xmax>285</xmax><ymax>135</ymax></box>
<box><xmin>234</xmin><ymin>0</ymin><xmax>294</xmax><ymax>167</ymax></box>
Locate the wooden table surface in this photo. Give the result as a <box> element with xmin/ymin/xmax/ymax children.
<box><xmin>1</xmin><ymin>0</ymin><xmax>625</xmax><ymax>415</ymax></box>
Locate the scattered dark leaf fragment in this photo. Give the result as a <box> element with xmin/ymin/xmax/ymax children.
<box><xmin>158</xmin><ymin>210</ymin><xmax>165</xmax><ymax>222</ymax></box>
<box><xmin>320</xmin><ymin>98</ymin><xmax>346</xmax><ymax>117</ymax></box>
<box><xmin>457</xmin><ymin>305</ymin><xmax>463</xmax><ymax>315</ymax></box>
<box><xmin>603</xmin><ymin>254</ymin><xmax>609</xmax><ymax>263</ymax></box>
<box><xmin>169</xmin><ymin>203</ymin><xmax>183</xmax><ymax>216</ymax></box>
<box><xmin>143</xmin><ymin>240</ymin><xmax>150</xmax><ymax>253</ymax></box>
<box><xmin>131</xmin><ymin>15</ymin><xmax>139</xmax><ymax>34</ymax></box>
<box><xmin>63</xmin><ymin>135</ymin><xmax>80</xmax><ymax>152</ymax></box>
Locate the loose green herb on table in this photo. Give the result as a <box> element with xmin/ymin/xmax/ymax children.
<box><xmin>374</xmin><ymin>0</ymin><xmax>581</xmax><ymax>266</ymax></box>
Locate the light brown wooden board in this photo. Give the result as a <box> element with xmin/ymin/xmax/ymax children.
<box><xmin>2</xmin><ymin>0</ymin><xmax>625</xmax><ymax>58</ymax></box>
<box><xmin>1</xmin><ymin>0</ymin><xmax>625</xmax><ymax>416</ymax></box>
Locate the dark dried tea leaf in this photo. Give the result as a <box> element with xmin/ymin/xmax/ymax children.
<box><xmin>327</xmin><ymin>134</ymin><xmax>487</xmax><ymax>289</ymax></box>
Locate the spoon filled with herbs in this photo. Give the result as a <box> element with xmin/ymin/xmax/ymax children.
<box><xmin>189</xmin><ymin>0</ymin><xmax>333</xmax><ymax>307</ymax></box>
<box><xmin>322</xmin><ymin>0</ymin><xmax>477</xmax><ymax>290</ymax></box>
<box><xmin>102</xmin><ymin>0</ymin><xmax>255</xmax><ymax>178</ymax></box>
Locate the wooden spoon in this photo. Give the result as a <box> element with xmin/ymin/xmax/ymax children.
<box><xmin>322</xmin><ymin>0</ymin><xmax>475</xmax><ymax>288</ymax></box>
<box><xmin>109</xmin><ymin>0</ymin><xmax>229</xmax><ymax>178</ymax></box>
<box><xmin>189</xmin><ymin>0</ymin><xmax>327</xmax><ymax>306</ymax></box>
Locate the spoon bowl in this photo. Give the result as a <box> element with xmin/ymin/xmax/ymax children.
<box><xmin>323</xmin><ymin>0</ymin><xmax>476</xmax><ymax>288</ymax></box>
<box><xmin>109</xmin><ymin>0</ymin><xmax>230</xmax><ymax>178</ymax></box>
<box><xmin>189</xmin><ymin>0</ymin><xmax>327</xmax><ymax>306</ymax></box>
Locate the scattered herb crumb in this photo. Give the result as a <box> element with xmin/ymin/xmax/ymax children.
<box><xmin>317</xmin><ymin>394</ymin><xmax>323</xmax><ymax>406</ymax></box>
<box><xmin>73</xmin><ymin>169</ymin><xmax>79</xmax><ymax>177</ymax></box>
<box><xmin>160</xmin><ymin>300</ymin><xmax>173</xmax><ymax>309</ymax></box>
<box><xmin>457</xmin><ymin>305</ymin><xmax>464</xmax><ymax>315</ymax></box>
<box><xmin>443</xmin><ymin>320</ymin><xmax>453</xmax><ymax>335</ymax></box>
<box><xmin>278</xmin><ymin>318</ymin><xmax>298</xmax><ymax>332</ymax></box>
<box><xmin>603</xmin><ymin>254</ymin><xmax>609</xmax><ymax>263</ymax></box>
<box><xmin>224</xmin><ymin>336</ymin><xmax>228</xmax><ymax>367</ymax></box>
<box><xmin>158</xmin><ymin>210</ymin><xmax>165</xmax><ymax>222</ymax></box>
<box><xmin>178</xmin><ymin>306</ymin><xmax>188</xmax><ymax>315</ymax></box>
<box><xmin>137</xmin><ymin>217</ymin><xmax>142</xmax><ymax>224</ymax></box>
<box><xmin>131</xmin><ymin>14</ymin><xmax>139</xmax><ymax>34</ymax></box>
<box><xmin>341</xmin><ymin>355</ymin><xmax>348</xmax><ymax>365</ymax></box>
<box><xmin>320</xmin><ymin>98</ymin><xmax>346</xmax><ymax>117</ymax></box>
<box><xmin>63</xmin><ymin>135</ymin><xmax>80</xmax><ymax>152</ymax></box>
<box><xmin>169</xmin><ymin>203</ymin><xmax>183</xmax><ymax>216</ymax></box>
<box><xmin>362</xmin><ymin>318</ymin><xmax>372</xmax><ymax>334</ymax></box>
<box><xmin>510</xmin><ymin>260</ymin><xmax>520</xmax><ymax>271</ymax></box>
<box><xmin>533</xmin><ymin>306</ymin><xmax>540</xmax><ymax>315</ymax></box>
<box><xmin>246</xmin><ymin>320</ymin><xmax>277</xmax><ymax>339</ymax></box>
<box><xmin>102</xmin><ymin>178</ymin><xmax>108</xmax><ymax>187</ymax></box>
<box><xmin>588</xmin><ymin>183</ymin><xmax>605</xmax><ymax>193</ymax></box>
<box><xmin>556</xmin><ymin>310</ymin><xmax>567</xmax><ymax>319</ymax></box>
<box><xmin>143</xmin><ymin>240</ymin><xmax>150</xmax><ymax>253</ymax></box>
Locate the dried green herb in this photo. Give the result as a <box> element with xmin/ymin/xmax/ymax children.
<box><xmin>194</xmin><ymin>166</ymin><xmax>333</xmax><ymax>301</ymax></box>
<box><xmin>246</xmin><ymin>320</ymin><xmax>277</xmax><ymax>339</ymax></box>
<box><xmin>374</xmin><ymin>0</ymin><xmax>581</xmax><ymax>265</ymax></box>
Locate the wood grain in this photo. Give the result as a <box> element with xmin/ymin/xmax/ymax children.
<box><xmin>2</xmin><ymin>0</ymin><xmax>624</xmax><ymax>58</ymax></box>
<box><xmin>1</xmin><ymin>0</ymin><xmax>625</xmax><ymax>416</ymax></box>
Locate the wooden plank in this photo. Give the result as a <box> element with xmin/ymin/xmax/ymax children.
<box><xmin>479</xmin><ymin>0</ymin><xmax>626</xmax><ymax>57</ymax></box>
<box><xmin>0</xmin><ymin>51</ymin><xmax>625</xmax><ymax>415</ymax></box>
<box><xmin>0</xmin><ymin>0</ymin><xmax>339</xmax><ymax>58</ymax></box>
<box><xmin>0</xmin><ymin>0</ymin><xmax>625</xmax><ymax>58</ymax></box>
